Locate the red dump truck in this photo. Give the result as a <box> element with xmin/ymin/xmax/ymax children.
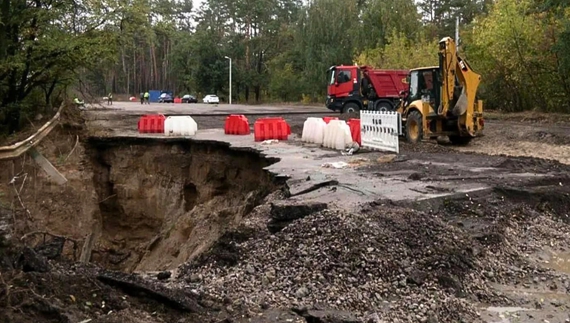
<box><xmin>326</xmin><ymin>65</ymin><xmax>409</xmax><ymax>113</ymax></box>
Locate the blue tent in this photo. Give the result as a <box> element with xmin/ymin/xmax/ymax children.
<box><xmin>149</xmin><ymin>90</ymin><xmax>161</xmax><ymax>103</ymax></box>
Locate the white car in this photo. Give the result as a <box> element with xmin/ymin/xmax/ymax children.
<box><xmin>203</xmin><ymin>94</ymin><xmax>219</xmax><ymax>104</ymax></box>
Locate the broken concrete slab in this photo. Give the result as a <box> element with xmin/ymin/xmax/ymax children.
<box><xmin>17</xmin><ymin>247</ymin><xmax>50</xmax><ymax>273</ymax></box>
<box><xmin>267</xmin><ymin>200</ymin><xmax>327</xmax><ymax>233</ymax></box>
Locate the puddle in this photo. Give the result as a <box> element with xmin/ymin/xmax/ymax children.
<box><xmin>470</xmin><ymin>167</ymin><xmax>498</xmax><ymax>172</ymax></box>
<box><xmin>544</xmin><ymin>251</ymin><xmax>570</xmax><ymax>274</ymax></box>
<box><xmin>485</xmin><ymin>306</ymin><xmax>531</xmax><ymax>313</ymax></box>
<box><xmin>482</xmin><ymin>306</ymin><xmax>532</xmax><ymax>323</ymax></box>
<box><xmin>494</xmin><ymin>283</ymin><xmax>570</xmax><ymax>301</ymax></box>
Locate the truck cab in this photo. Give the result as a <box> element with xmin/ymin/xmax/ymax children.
<box><xmin>326</xmin><ymin>65</ymin><xmax>408</xmax><ymax>114</ymax></box>
<box><xmin>326</xmin><ymin>65</ymin><xmax>361</xmax><ymax>113</ymax></box>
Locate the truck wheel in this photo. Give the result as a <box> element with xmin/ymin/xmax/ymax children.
<box><xmin>343</xmin><ymin>102</ymin><xmax>360</xmax><ymax>114</ymax></box>
<box><xmin>375</xmin><ymin>101</ymin><xmax>393</xmax><ymax>112</ymax></box>
<box><xmin>448</xmin><ymin>135</ymin><xmax>472</xmax><ymax>146</ymax></box>
<box><xmin>405</xmin><ymin>110</ymin><xmax>423</xmax><ymax>144</ymax></box>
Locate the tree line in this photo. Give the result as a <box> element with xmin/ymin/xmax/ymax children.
<box><xmin>0</xmin><ymin>0</ymin><xmax>569</xmax><ymax>132</ymax></box>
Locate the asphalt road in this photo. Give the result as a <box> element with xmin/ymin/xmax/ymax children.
<box><xmin>94</xmin><ymin>101</ymin><xmax>328</xmax><ymax>115</ymax></box>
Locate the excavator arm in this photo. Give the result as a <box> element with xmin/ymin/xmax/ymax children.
<box><xmin>438</xmin><ymin>37</ymin><xmax>481</xmax><ymax>118</ymax></box>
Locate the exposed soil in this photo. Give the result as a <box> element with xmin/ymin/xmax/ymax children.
<box><xmin>1</xmin><ymin>106</ymin><xmax>570</xmax><ymax>322</ymax></box>
<box><xmin>87</xmin><ymin>137</ymin><xmax>282</xmax><ymax>272</ymax></box>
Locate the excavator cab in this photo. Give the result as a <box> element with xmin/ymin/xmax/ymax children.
<box><xmin>404</xmin><ymin>67</ymin><xmax>440</xmax><ymax>110</ymax></box>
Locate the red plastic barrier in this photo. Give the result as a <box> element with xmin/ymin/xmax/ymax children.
<box><xmin>173</xmin><ymin>97</ymin><xmax>182</xmax><ymax>103</ymax></box>
<box><xmin>254</xmin><ymin>117</ymin><xmax>291</xmax><ymax>141</ymax></box>
<box><xmin>138</xmin><ymin>114</ymin><xmax>165</xmax><ymax>133</ymax></box>
<box><xmin>348</xmin><ymin>118</ymin><xmax>361</xmax><ymax>145</ymax></box>
<box><xmin>225</xmin><ymin>114</ymin><xmax>250</xmax><ymax>135</ymax></box>
<box><xmin>323</xmin><ymin>116</ymin><xmax>339</xmax><ymax>124</ymax></box>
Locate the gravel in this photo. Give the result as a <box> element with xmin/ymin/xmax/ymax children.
<box><xmin>179</xmin><ymin>205</ymin><xmax>492</xmax><ymax>322</ymax></box>
<box><xmin>173</xmin><ymin>177</ymin><xmax>570</xmax><ymax>322</ymax></box>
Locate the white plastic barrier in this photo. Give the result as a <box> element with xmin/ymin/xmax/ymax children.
<box><xmin>360</xmin><ymin>111</ymin><xmax>402</xmax><ymax>153</ymax></box>
<box><xmin>164</xmin><ymin>116</ymin><xmax>198</xmax><ymax>136</ymax></box>
<box><xmin>301</xmin><ymin>117</ymin><xmax>327</xmax><ymax>144</ymax></box>
<box><xmin>323</xmin><ymin>120</ymin><xmax>353</xmax><ymax>150</ymax></box>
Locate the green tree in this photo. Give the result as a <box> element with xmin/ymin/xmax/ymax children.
<box><xmin>356</xmin><ymin>31</ymin><xmax>438</xmax><ymax>69</ymax></box>
<box><xmin>0</xmin><ymin>0</ymin><xmax>118</xmax><ymax>133</ymax></box>
<box><xmin>468</xmin><ymin>0</ymin><xmax>569</xmax><ymax>112</ymax></box>
<box><xmin>358</xmin><ymin>0</ymin><xmax>423</xmax><ymax>50</ymax></box>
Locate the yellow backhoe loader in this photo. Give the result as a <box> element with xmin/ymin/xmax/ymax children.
<box><xmin>397</xmin><ymin>37</ymin><xmax>484</xmax><ymax>145</ymax></box>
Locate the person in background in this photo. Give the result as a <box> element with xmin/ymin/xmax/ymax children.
<box><xmin>74</xmin><ymin>97</ymin><xmax>85</xmax><ymax>109</ymax></box>
<box><xmin>140</xmin><ymin>92</ymin><xmax>144</xmax><ymax>105</ymax></box>
<box><xmin>144</xmin><ymin>91</ymin><xmax>150</xmax><ymax>104</ymax></box>
<box><xmin>107</xmin><ymin>92</ymin><xmax>113</xmax><ymax>105</ymax></box>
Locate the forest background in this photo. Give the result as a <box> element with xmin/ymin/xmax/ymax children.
<box><xmin>1</xmin><ymin>0</ymin><xmax>569</xmax><ymax>132</ymax></box>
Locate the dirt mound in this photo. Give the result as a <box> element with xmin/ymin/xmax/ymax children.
<box><xmin>399</xmin><ymin>140</ymin><xmax>455</xmax><ymax>154</ymax></box>
<box><xmin>179</xmin><ymin>206</ymin><xmax>489</xmax><ymax>322</ymax></box>
<box><xmin>417</xmin><ymin>184</ymin><xmax>570</xmax><ymax>291</ymax></box>
<box><xmin>493</xmin><ymin>186</ymin><xmax>570</xmax><ymax>223</ymax></box>
<box><xmin>526</xmin><ymin>130</ymin><xmax>570</xmax><ymax>145</ymax></box>
<box><xmin>495</xmin><ymin>156</ymin><xmax>570</xmax><ymax>173</ymax></box>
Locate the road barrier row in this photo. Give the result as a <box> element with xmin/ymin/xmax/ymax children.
<box><xmin>136</xmin><ymin>113</ymin><xmax>398</xmax><ymax>153</ymax></box>
<box><xmin>138</xmin><ymin>114</ymin><xmax>198</xmax><ymax>135</ymax></box>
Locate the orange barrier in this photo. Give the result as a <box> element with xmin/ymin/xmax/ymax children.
<box><xmin>138</xmin><ymin>114</ymin><xmax>165</xmax><ymax>133</ymax></box>
<box><xmin>347</xmin><ymin>118</ymin><xmax>361</xmax><ymax>145</ymax></box>
<box><xmin>225</xmin><ymin>115</ymin><xmax>250</xmax><ymax>135</ymax></box>
<box><xmin>254</xmin><ymin>117</ymin><xmax>291</xmax><ymax>141</ymax></box>
<box><xmin>173</xmin><ymin>97</ymin><xmax>182</xmax><ymax>103</ymax></box>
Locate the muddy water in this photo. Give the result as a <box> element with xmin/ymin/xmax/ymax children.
<box><xmin>544</xmin><ymin>251</ymin><xmax>570</xmax><ymax>274</ymax></box>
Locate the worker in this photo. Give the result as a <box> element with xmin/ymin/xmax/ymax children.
<box><xmin>107</xmin><ymin>92</ymin><xmax>113</xmax><ymax>105</ymax></box>
<box><xmin>74</xmin><ymin>97</ymin><xmax>85</xmax><ymax>109</ymax></box>
<box><xmin>140</xmin><ymin>92</ymin><xmax>144</xmax><ymax>105</ymax></box>
<box><xmin>144</xmin><ymin>91</ymin><xmax>150</xmax><ymax>104</ymax></box>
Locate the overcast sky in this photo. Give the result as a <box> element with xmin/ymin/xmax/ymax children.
<box><xmin>192</xmin><ymin>0</ymin><xmax>204</xmax><ymax>10</ymax></box>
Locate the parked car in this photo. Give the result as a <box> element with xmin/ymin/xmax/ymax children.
<box><xmin>203</xmin><ymin>94</ymin><xmax>219</xmax><ymax>104</ymax></box>
<box><xmin>182</xmin><ymin>94</ymin><xmax>197</xmax><ymax>103</ymax></box>
<box><xmin>159</xmin><ymin>92</ymin><xmax>174</xmax><ymax>103</ymax></box>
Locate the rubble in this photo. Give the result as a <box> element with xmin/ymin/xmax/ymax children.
<box><xmin>267</xmin><ymin>200</ymin><xmax>328</xmax><ymax>233</ymax></box>
<box><xmin>180</xmin><ymin>206</ymin><xmax>489</xmax><ymax>321</ymax></box>
<box><xmin>176</xmin><ymin>182</ymin><xmax>570</xmax><ymax>322</ymax></box>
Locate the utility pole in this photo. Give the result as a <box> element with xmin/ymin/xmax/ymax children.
<box><xmin>224</xmin><ymin>56</ymin><xmax>232</xmax><ymax>105</ymax></box>
<box><xmin>455</xmin><ymin>16</ymin><xmax>460</xmax><ymax>54</ymax></box>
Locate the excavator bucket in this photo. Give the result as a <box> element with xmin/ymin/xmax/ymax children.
<box><xmin>452</xmin><ymin>87</ymin><xmax>468</xmax><ymax>116</ymax></box>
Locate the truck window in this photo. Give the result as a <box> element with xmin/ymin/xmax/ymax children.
<box><xmin>328</xmin><ymin>69</ymin><xmax>336</xmax><ymax>85</ymax></box>
<box><xmin>409</xmin><ymin>72</ymin><xmax>419</xmax><ymax>99</ymax></box>
<box><xmin>423</xmin><ymin>71</ymin><xmax>433</xmax><ymax>90</ymax></box>
<box><xmin>337</xmin><ymin>70</ymin><xmax>351</xmax><ymax>83</ymax></box>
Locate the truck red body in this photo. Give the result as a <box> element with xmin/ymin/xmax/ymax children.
<box><xmin>326</xmin><ymin>65</ymin><xmax>409</xmax><ymax>113</ymax></box>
